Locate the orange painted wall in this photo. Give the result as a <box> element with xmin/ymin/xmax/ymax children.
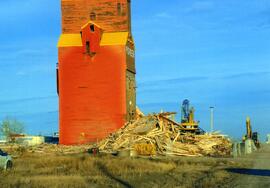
<box><xmin>59</xmin><ymin>45</ymin><xmax>127</xmax><ymax>144</ymax></box>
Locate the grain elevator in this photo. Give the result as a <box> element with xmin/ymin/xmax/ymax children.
<box><xmin>57</xmin><ymin>0</ymin><xmax>136</xmax><ymax>145</ymax></box>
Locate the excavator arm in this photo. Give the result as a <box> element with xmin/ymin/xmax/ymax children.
<box><xmin>246</xmin><ymin>117</ymin><xmax>252</xmax><ymax>139</ymax></box>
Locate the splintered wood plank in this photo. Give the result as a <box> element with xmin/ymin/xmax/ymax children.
<box><xmin>173</xmin><ymin>132</ymin><xmax>180</xmax><ymax>143</ymax></box>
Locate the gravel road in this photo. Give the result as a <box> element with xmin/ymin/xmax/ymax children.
<box><xmin>228</xmin><ymin>144</ymin><xmax>270</xmax><ymax>188</ymax></box>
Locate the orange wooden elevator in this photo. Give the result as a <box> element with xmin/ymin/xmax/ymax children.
<box><xmin>57</xmin><ymin>0</ymin><xmax>136</xmax><ymax>145</ymax></box>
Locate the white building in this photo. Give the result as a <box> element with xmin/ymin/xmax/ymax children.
<box><xmin>266</xmin><ymin>134</ymin><xmax>270</xmax><ymax>144</ymax></box>
<box><xmin>0</xmin><ymin>136</ymin><xmax>7</xmax><ymax>145</ymax></box>
<box><xmin>15</xmin><ymin>136</ymin><xmax>44</xmax><ymax>146</ymax></box>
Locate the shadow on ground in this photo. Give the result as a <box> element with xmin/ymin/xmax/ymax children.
<box><xmin>95</xmin><ymin>161</ymin><xmax>133</xmax><ymax>188</ymax></box>
<box><xmin>227</xmin><ymin>168</ymin><xmax>270</xmax><ymax>177</ymax></box>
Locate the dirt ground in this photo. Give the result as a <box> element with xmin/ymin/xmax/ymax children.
<box><xmin>226</xmin><ymin>144</ymin><xmax>270</xmax><ymax>188</ymax></box>
<box><xmin>1</xmin><ymin>144</ymin><xmax>269</xmax><ymax>188</ymax></box>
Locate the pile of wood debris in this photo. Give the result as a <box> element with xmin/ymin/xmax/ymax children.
<box><xmin>1</xmin><ymin>144</ymin><xmax>92</xmax><ymax>156</ymax></box>
<box><xmin>98</xmin><ymin>113</ymin><xmax>232</xmax><ymax>157</ymax></box>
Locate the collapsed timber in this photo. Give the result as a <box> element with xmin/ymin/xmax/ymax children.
<box><xmin>98</xmin><ymin>113</ymin><xmax>232</xmax><ymax>157</ymax></box>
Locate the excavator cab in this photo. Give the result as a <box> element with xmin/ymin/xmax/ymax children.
<box><xmin>252</xmin><ymin>132</ymin><xmax>260</xmax><ymax>148</ymax></box>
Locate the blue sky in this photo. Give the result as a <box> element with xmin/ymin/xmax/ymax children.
<box><xmin>0</xmin><ymin>0</ymin><xmax>269</xmax><ymax>140</ymax></box>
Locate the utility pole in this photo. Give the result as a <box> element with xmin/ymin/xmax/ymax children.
<box><xmin>210</xmin><ymin>107</ymin><xmax>214</xmax><ymax>133</ymax></box>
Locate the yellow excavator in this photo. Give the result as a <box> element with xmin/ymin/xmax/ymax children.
<box><xmin>243</xmin><ymin>117</ymin><xmax>260</xmax><ymax>148</ymax></box>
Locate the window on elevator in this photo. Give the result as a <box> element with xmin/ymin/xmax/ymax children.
<box><xmin>117</xmin><ymin>3</ymin><xmax>122</xmax><ymax>16</ymax></box>
<box><xmin>90</xmin><ymin>24</ymin><xmax>95</xmax><ymax>32</ymax></box>
<box><xmin>90</xmin><ymin>12</ymin><xmax>96</xmax><ymax>20</ymax></box>
<box><xmin>86</xmin><ymin>41</ymin><xmax>90</xmax><ymax>54</ymax></box>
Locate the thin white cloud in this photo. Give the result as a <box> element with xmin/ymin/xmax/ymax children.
<box><xmin>155</xmin><ymin>12</ymin><xmax>172</xmax><ymax>19</ymax></box>
<box><xmin>0</xmin><ymin>0</ymin><xmax>60</xmax><ymax>23</ymax></box>
<box><xmin>14</xmin><ymin>63</ymin><xmax>56</xmax><ymax>76</ymax></box>
<box><xmin>0</xmin><ymin>0</ymin><xmax>39</xmax><ymax>17</ymax></box>
<box><xmin>16</xmin><ymin>71</ymin><xmax>27</xmax><ymax>76</ymax></box>
<box><xmin>185</xmin><ymin>1</ymin><xmax>214</xmax><ymax>13</ymax></box>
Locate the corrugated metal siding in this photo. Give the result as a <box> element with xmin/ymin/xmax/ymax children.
<box><xmin>58</xmin><ymin>45</ymin><xmax>127</xmax><ymax>144</ymax></box>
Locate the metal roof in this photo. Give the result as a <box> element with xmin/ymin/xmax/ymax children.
<box><xmin>58</xmin><ymin>34</ymin><xmax>83</xmax><ymax>47</ymax></box>
<box><xmin>100</xmin><ymin>32</ymin><xmax>129</xmax><ymax>46</ymax></box>
<box><xmin>58</xmin><ymin>32</ymin><xmax>129</xmax><ymax>47</ymax></box>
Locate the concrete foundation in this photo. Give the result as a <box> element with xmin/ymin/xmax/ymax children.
<box><xmin>232</xmin><ymin>140</ymin><xmax>256</xmax><ymax>157</ymax></box>
<box><xmin>245</xmin><ymin>139</ymin><xmax>257</xmax><ymax>154</ymax></box>
<box><xmin>232</xmin><ymin>142</ymin><xmax>245</xmax><ymax>157</ymax></box>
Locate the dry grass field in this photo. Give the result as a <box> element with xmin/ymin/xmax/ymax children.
<box><xmin>0</xmin><ymin>147</ymin><xmax>252</xmax><ymax>188</ymax></box>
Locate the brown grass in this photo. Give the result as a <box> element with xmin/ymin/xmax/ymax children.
<box><xmin>0</xmin><ymin>151</ymin><xmax>251</xmax><ymax>188</ymax></box>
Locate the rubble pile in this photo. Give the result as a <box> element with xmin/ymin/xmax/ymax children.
<box><xmin>1</xmin><ymin>144</ymin><xmax>92</xmax><ymax>155</ymax></box>
<box><xmin>98</xmin><ymin>113</ymin><xmax>232</xmax><ymax>157</ymax></box>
